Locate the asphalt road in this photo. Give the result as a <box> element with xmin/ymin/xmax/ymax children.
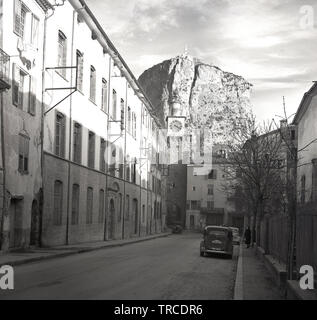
<box><xmin>0</xmin><ymin>233</ymin><xmax>239</xmax><ymax>300</ymax></box>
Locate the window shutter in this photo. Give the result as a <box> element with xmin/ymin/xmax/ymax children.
<box><xmin>31</xmin><ymin>15</ymin><xmax>39</xmax><ymax>47</ymax></box>
<box><xmin>61</xmin><ymin>116</ymin><xmax>66</xmax><ymax>158</ymax></box>
<box><xmin>14</xmin><ymin>0</ymin><xmax>22</xmax><ymax>36</ymax></box>
<box><xmin>12</xmin><ymin>63</ymin><xmax>20</xmax><ymax>106</ymax></box>
<box><xmin>24</xmin><ymin>137</ymin><xmax>29</xmax><ymax>172</ymax></box>
<box><xmin>24</xmin><ymin>11</ymin><xmax>32</xmax><ymax>43</ymax></box>
<box><xmin>28</xmin><ymin>76</ymin><xmax>36</xmax><ymax>115</ymax></box>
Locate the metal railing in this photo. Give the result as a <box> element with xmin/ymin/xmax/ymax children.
<box><xmin>260</xmin><ymin>215</ymin><xmax>289</xmax><ymax>265</ymax></box>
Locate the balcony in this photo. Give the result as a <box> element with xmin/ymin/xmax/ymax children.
<box><xmin>0</xmin><ymin>48</ymin><xmax>10</xmax><ymax>92</ymax></box>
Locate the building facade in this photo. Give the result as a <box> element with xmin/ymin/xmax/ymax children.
<box><xmin>293</xmin><ymin>83</ymin><xmax>317</xmax><ymax>204</ymax></box>
<box><xmin>292</xmin><ymin>82</ymin><xmax>317</xmax><ymax>278</ymax></box>
<box><xmin>0</xmin><ymin>0</ymin><xmax>47</xmax><ymax>250</ymax></box>
<box><xmin>186</xmin><ymin>145</ymin><xmax>239</xmax><ymax>231</ymax></box>
<box><xmin>0</xmin><ymin>0</ymin><xmax>167</xmax><ymax>250</ymax></box>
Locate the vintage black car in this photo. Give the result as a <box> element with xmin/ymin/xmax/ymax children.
<box><xmin>200</xmin><ymin>226</ymin><xmax>233</xmax><ymax>259</ymax></box>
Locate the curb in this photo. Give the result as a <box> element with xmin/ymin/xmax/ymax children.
<box><xmin>233</xmin><ymin>244</ymin><xmax>244</xmax><ymax>300</ymax></box>
<box><xmin>1</xmin><ymin>233</ymin><xmax>170</xmax><ymax>267</ymax></box>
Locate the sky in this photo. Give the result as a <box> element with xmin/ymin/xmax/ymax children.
<box><xmin>86</xmin><ymin>0</ymin><xmax>317</xmax><ymax>123</ymax></box>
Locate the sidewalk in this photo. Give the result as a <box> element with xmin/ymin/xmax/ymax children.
<box><xmin>234</xmin><ymin>245</ymin><xmax>284</xmax><ymax>300</ymax></box>
<box><xmin>0</xmin><ymin>233</ymin><xmax>170</xmax><ymax>267</ymax></box>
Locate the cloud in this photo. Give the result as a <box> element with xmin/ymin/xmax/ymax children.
<box><xmin>86</xmin><ymin>0</ymin><xmax>317</xmax><ymax>122</ymax></box>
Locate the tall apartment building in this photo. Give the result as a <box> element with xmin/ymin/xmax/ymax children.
<box><xmin>0</xmin><ymin>0</ymin><xmax>167</xmax><ymax>250</ymax></box>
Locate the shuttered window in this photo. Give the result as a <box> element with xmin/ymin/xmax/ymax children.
<box><xmin>55</xmin><ymin>112</ymin><xmax>66</xmax><ymax>158</ymax></box>
<box><xmin>132</xmin><ymin>112</ymin><xmax>136</xmax><ymax>138</ymax></box>
<box><xmin>89</xmin><ymin>65</ymin><xmax>96</xmax><ymax>102</ymax></box>
<box><xmin>207</xmin><ymin>184</ymin><xmax>214</xmax><ymax>195</ymax></box>
<box><xmin>14</xmin><ymin>0</ymin><xmax>27</xmax><ymax>37</ymax></box>
<box><xmin>57</xmin><ymin>31</ymin><xmax>67</xmax><ymax>78</ymax></box>
<box><xmin>28</xmin><ymin>76</ymin><xmax>36</xmax><ymax>115</ymax></box>
<box><xmin>86</xmin><ymin>187</ymin><xmax>93</xmax><ymax>224</ymax></box>
<box><xmin>120</xmin><ymin>99</ymin><xmax>125</xmax><ymax>131</ymax></box>
<box><xmin>100</xmin><ymin>138</ymin><xmax>106</xmax><ymax>172</ymax></box>
<box><xmin>112</xmin><ymin>89</ymin><xmax>117</xmax><ymax>119</ymax></box>
<box><xmin>76</xmin><ymin>50</ymin><xmax>84</xmax><ymax>92</ymax></box>
<box><xmin>127</xmin><ymin>107</ymin><xmax>131</xmax><ymax>133</ymax></box>
<box><xmin>18</xmin><ymin>133</ymin><xmax>29</xmax><ymax>174</ymax></box>
<box><xmin>88</xmin><ymin>131</ymin><xmax>95</xmax><ymax>168</ymax></box>
<box><xmin>71</xmin><ymin>184</ymin><xmax>80</xmax><ymax>225</ymax></box>
<box><xmin>142</xmin><ymin>205</ymin><xmax>145</xmax><ymax>223</ymax></box>
<box><xmin>73</xmin><ymin>122</ymin><xmax>82</xmax><ymax>164</ymax></box>
<box><xmin>31</xmin><ymin>15</ymin><xmax>39</xmax><ymax>47</ymax></box>
<box><xmin>125</xmin><ymin>195</ymin><xmax>130</xmax><ymax>220</ymax></box>
<box><xmin>53</xmin><ymin>180</ymin><xmax>63</xmax><ymax>225</ymax></box>
<box><xmin>118</xmin><ymin>193</ymin><xmax>122</xmax><ymax>222</ymax></box>
<box><xmin>101</xmin><ymin>78</ymin><xmax>107</xmax><ymax>111</ymax></box>
<box><xmin>12</xmin><ymin>63</ymin><xmax>27</xmax><ymax>109</ymax></box>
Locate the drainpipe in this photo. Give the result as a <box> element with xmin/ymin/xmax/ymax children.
<box><xmin>65</xmin><ymin>9</ymin><xmax>76</xmax><ymax>245</ymax></box>
<box><xmin>122</xmin><ymin>80</ymin><xmax>128</xmax><ymax>239</ymax></box>
<box><xmin>138</xmin><ymin>104</ymin><xmax>143</xmax><ymax>237</ymax></box>
<box><xmin>0</xmin><ymin>91</ymin><xmax>6</xmax><ymax>250</ymax></box>
<box><xmin>104</xmin><ymin>55</ymin><xmax>112</xmax><ymax>241</ymax></box>
<box><xmin>40</xmin><ymin>8</ymin><xmax>55</xmax><ymax>247</ymax></box>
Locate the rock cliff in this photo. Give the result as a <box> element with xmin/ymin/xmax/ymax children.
<box><xmin>138</xmin><ymin>54</ymin><xmax>253</xmax><ymax>144</ymax></box>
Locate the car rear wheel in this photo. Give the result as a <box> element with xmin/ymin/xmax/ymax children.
<box><xmin>200</xmin><ymin>250</ymin><xmax>205</xmax><ymax>257</ymax></box>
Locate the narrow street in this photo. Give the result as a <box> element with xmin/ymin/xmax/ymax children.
<box><xmin>0</xmin><ymin>233</ymin><xmax>239</xmax><ymax>300</ymax></box>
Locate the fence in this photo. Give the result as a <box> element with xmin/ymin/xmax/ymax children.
<box><xmin>259</xmin><ymin>214</ymin><xmax>289</xmax><ymax>265</ymax></box>
<box><xmin>259</xmin><ymin>205</ymin><xmax>317</xmax><ymax>279</ymax></box>
<box><xmin>296</xmin><ymin>205</ymin><xmax>317</xmax><ymax>277</ymax></box>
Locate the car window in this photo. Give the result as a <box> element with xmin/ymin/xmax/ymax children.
<box><xmin>206</xmin><ymin>230</ymin><xmax>226</xmax><ymax>236</ymax></box>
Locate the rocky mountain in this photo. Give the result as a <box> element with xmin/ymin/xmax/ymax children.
<box><xmin>138</xmin><ymin>54</ymin><xmax>253</xmax><ymax>144</ymax></box>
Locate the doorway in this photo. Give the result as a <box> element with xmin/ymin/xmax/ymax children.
<box><xmin>9</xmin><ymin>199</ymin><xmax>23</xmax><ymax>248</ymax></box>
<box><xmin>133</xmin><ymin>199</ymin><xmax>138</xmax><ymax>234</ymax></box>
<box><xmin>108</xmin><ymin>198</ymin><xmax>116</xmax><ymax>239</ymax></box>
<box><xmin>30</xmin><ymin>200</ymin><xmax>40</xmax><ymax>246</ymax></box>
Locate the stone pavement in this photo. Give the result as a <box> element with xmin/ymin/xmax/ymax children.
<box><xmin>0</xmin><ymin>233</ymin><xmax>170</xmax><ymax>267</ymax></box>
<box><xmin>234</xmin><ymin>245</ymin><xmax>284</xmax><ymax>300</ymax></box>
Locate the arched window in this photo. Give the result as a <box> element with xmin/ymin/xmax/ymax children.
<box><xmin>99</xmin><ymin>189</ymin><xmax>105</xmax><ymax>223</ymax></box>
<box><xmin>57</xmin><ymin>30</ymin><xmax>67</xmax><ymax>78</ymax></box>
<box><xmin>133</xmin><ymin>199</ymin><xmax>138</xmax><ymax>234</ymax></box>
<box><xmin>53</xmin><ymin>180</ymin><xmax>63</xmax><ymax>225</ymax></box>
<box><xmin>118</xmin><ymin>193</ymin><xmax>122</xmax><ymax>222</ymax></box>
<box><xmin>71</xmin><ymin>184</ymin><xmax>80</xmax><ymax>225</ymax></box>
<box><xmin>89</xmin><ymin>65</ymin><xmax>96</xmax><ymax>102</ymax></box>
<box><xmin>86</xmin><ymin>187</ymin><xmax>93</xmax><ymax>224</ymax></box>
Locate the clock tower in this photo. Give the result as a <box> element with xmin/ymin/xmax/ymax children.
<box><xmin>166</xmin><ymin>100</ymin><xmax>188</xmax><ymax>227</ymax></box>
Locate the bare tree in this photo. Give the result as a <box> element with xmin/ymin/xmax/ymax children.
<box><xmin>222</xmin><ymin>114</ymin><xmax>289</xmax><ymax>246</ymax></box>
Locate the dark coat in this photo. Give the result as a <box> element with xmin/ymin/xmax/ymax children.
<box><xmin>244</xmin><ymin>228</ymin><xmax>251</xmax><ymax>244</ymax></box>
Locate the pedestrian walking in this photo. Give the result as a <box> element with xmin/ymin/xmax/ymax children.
<box><xmin>244</xmin><ymin>226</ymin><xmax>251</xmax><ymax>248</ymax></box>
